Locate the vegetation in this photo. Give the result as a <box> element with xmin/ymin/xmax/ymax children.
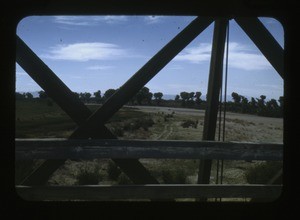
<box><xmin>76</xmin><ymin>163</ymin><xmax>102</xmax><ymax>185</ymax></box>
<box><xmin>16</xmin><ymin>87</ymin><xmax>283</xmax><ymax>118</ymax></box>
<box><xmin>244</xmin><ymin>161</ymin><xmax>282</xmax><ymax>184</ymax></box>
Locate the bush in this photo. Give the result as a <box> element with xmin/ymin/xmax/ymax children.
<box><xmin>76</xmin><ymin>163</ymin><xmax>102</xmax><ymax>185</ymax></box>
<box><xmin>107</xmin><ymin>160</ymin><xmax>121</xmax><ymax>180</ymax></box>
<box><xmin>161</xmin><ymin>169</ymin><xmax>187</xmax><ymax>184</ymax></box>
<box><xmin>181</xmin><ymin>120</ymin><xmax>197</xmax><ymax>128</ymax></box>
<box><xmin>245</xmin><ymin>161</ymin><xmax>282</xmax><ymax>184</ymax></box>
<box><xmin>117</xmin><ymin>173</ymin><xmax>133</xmax><ymax>185</ymax></box>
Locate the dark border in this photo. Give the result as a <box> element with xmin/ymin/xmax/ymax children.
<box><xmin>2</xmin><ymin>0</ymin><xmax>297</xmax><ymax>218</ymax></box>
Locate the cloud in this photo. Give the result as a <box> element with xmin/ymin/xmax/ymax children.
<box><xmin>144</xmin><ymin>16</ymin><xmax>163</xmax><ymax>24</ymax></box>
<box><xmin>175</xmin><ymin>43</ymin><xmax>212</xmax><ymax>63</ymax></box>
<box><xmin>87</xmin><ymin>65</ymin><xmax>115</xmax><ymax>70</ymax></box>
<box><xmin>42</xmin><ymin>42</ymin><xmax>127</xmax><ymax>61</ymax></box>
<box><xmin>53</xmin><ymin>16</ymin><xmax>128</xmax><ymax>26</ymax></box>
<box><xmin>16</xmin><ymin>71</ymin><xmax>27</xmax><ymax>76</ymax></box>
<box><xmin>174</xmin><ymin>42</ymin><xmax>272</xmax><ymax>71</ymax></box>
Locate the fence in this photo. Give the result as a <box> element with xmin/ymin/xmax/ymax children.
<box><xmin>15</xmin><ymin>139</ymin><xmax>283</xmax><ymax>201</ymax></box>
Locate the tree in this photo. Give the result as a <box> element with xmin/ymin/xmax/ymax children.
<box><xmin>153</xmin><ymin>92</ymin><xmax>163</xmax><ymax>105</ymax></box>
<box><xmin>136</xmin><ymin>87</ymin><xmax>152</xmax><ymax>105</ymax></box>
<box><xmin>175</xmin><ymin>95</ymin><xmax>180</xmax><ymax>101</ymax></box>
<box><xmin>84</xmin><ymin>92</ymin><xmax>91</xmax><ymax>102</ymax></box>
<box><xmin>103</xmin><ymin>89</ymin><xmax>116</xmax><ymax>101</ymax></box>
<box><xmin>195</xmin><ymin>91</ymin><xmax>202</xmax><ymax>105</ymax></box>
<box><xmin>93</xmin><ymin>90</ymin><xmax>101</xmax><ymax>103</ymax></box>
<box><xmin>15</xmin><ymin>92</ymin><xmax>26</xmax><ymax>100</ymax></box>
<box><xmin>180</xmin><ymin>91</ymin><xmax>189</xmax><ymax>106</ymax></box>
<box><xmin>38</xmin><ymin>90</ymin><xmax>48</xmax><ymax>99</ymax></box>
<box><xmin>231</xmin><ymin>92</ymin><xmax>241</xmax><ymax>104</ymax></box>
<box><xmin>25</xmin><ymin>92</ymin><xmax>33</xmax><ymax>99</ymax></box>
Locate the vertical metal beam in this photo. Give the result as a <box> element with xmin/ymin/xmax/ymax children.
<box><xmin>234</xmin><ymin>17</ymin><xmax>284</xmax><ymax>79</ymax></box>
<box><xmin>197</xmin><ymin>19</ymin><xmax>228</xmax><ymax>193</ymax></box>
<box><xmin>69</xmin><ymin>17</ymin><xmax>213</xmax><ymax>139</ymax></box>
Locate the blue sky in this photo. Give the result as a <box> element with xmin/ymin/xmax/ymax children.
<box><xmin>16</xmin><ymin>16</ymin><xmax>284</xmax><ymax>100</ymax></box>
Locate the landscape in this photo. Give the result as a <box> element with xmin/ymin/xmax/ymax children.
<box><xmin>15</xmin><ymin>88</ymin><xmax>283</xmax><ymax>201</ymax></box>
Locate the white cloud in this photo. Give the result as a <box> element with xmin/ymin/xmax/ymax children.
<box><xmin>53</xmin><ymin>16</ymin><xmax>128</xmax><ymax>26</ymax></box>
<box><xmin>87</xmin><ymin>65</ymin><xmax>115</xmax><ymax>70</ymax></box>
<box><xmin>42</xmin><ymin>42</ymin><xmax>127</xmax><ymax>61</ymax></box>
<box><xmin>16</xmin><ymin>71</ymin><xmax>27</xmax><ymax>76</ymax></box>
<box><xmin>144</xmin><ymin>16</ymin><xmax>163</xmax><ymax>24</ymax></box>
<box><xmin>175</xmin><ymin>43</ymin><xmax>212</xmax><ymax>63</ymax></box>
<box><xmin>174</xmin><ymin>42</ymin><xmax>272</xmax><ymax>71</ymax></box>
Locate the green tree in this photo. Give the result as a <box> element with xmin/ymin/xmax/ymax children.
<box><xmin>231</xmin><ymin>92</ymin><xmax>241</xmax><ymax>104</ymax></box>
<box><xmin>195</xmin><ymin>91</ymin><xmax>202</xmax><ymax>105</ymax></box>
<box><xmin>175</xmin><ymin>94</ymin><xmax>180</xmax><ymax>101</ymax></box>
<box><xmin>25</xmin><ymin>92</ymin><xmax>33</xmax><ymax>99</ymax></box>
<box><xmin>103</xmin><ymin>89</ymin><xmax>116</xmax><ymax>101</ymax></box>
<box><xmin>93</xmin><ymin>90</ymin><xmax>101</xmax><ymax>103</ymax></box>
<box><xmin>15</xmin><ymin>92</ymin><xmax>26</xmax><ymax>100</ymax></box>
<box><xmin>38</xmin><ymin>90</ymin><xmax>48</xmax><ymax>99</ymax></box>
<box><xmin>180</xmin><ymin>91</ymin><xmax>189</xmax><ymax>107</ymax></box>
<box><xmin>153</xmin><ymin>92</ymin><xmax>163</xmax><ymax>105</ymax></box>
<box><xmin>136</xmin><ymin>87</ymin><xmax>152</xmax><ymax>105</ymax></box>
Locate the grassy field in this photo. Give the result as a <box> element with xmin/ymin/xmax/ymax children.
<box><xmin>15</xmin><ymin>99</ymin><xmax>283</xmax><ymax>201</ymax></box>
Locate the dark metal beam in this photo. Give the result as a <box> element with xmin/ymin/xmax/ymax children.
<box><xmin>69</xmin><ymin>17</ymin><xmax>213</xmax><ymax>139</ymax></box>
<box><xmin>16</xmin><ymin>139</ymin><xmax>283</xmax><ymax>161</ymax></box>
<box><xmin>235</xmin><ymin>17</ymin><xmax>284</xmax><ymax>79</ymax></box>
<box><xmin>16</xmin><ymin>36</ymin><xmax>157</xmax><ymax>185</ymax></box>
<box><xmin>197</xmin><ymin>19</ymin><xmax>228</xmax><ymax>188</ymax></box>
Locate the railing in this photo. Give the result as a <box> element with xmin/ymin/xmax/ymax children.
<box><xmin>15</xmin><ymin>139</ymin><xmax>283</xmax><ymax>201</ymax></box>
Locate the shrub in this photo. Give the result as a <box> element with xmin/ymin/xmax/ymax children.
<box><xmin>117</xmin><ymin>173</ymin><xmax>133</xmax><ymax>185</ymax></box>
<box><xmin>161</xmin><ymin>169</ymin><xmax>187</xmax><ymax>184</ymax></box>
<box><xmin>181</xmin><ymin>120</ymin><xmax>197</xmax><ymax>128</ymax></box>
<box><xmin>107</xmin><ymin>160</ymin><xmax>121</xmax><ymax>180</ymax></box>
<box><xmin>76</xmin><ymin>163</ymin><xmax>102</xmax><ymax>185</ymax></box>
<box><xmin>245</xmin><ymin>161</ymin><xmax>282</xmax><ymax>184</ymax></box>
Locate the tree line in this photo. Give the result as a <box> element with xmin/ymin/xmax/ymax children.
<box><xmin>16</xmin><ymin>88</ymin><xmax>283</xmax><ymax>118</ymax></box>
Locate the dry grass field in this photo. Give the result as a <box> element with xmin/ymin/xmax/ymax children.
<box><xmin>16</xmin><ymin>100</ymin><xmax>283</xmax><ymax>201</ymax></box>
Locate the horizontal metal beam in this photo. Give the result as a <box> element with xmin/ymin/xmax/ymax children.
<box><xmin>235</xmin><ymin>17</ymin><xmax>284</xmax><ymax>79</ymax></box>
<box><xmin>16</xmin><ymin>184</ymin><xmax>282</xmax><ymax>201</ymax></box>
<box><xmin>15</xmin><ymin>139</ymin><xmax>283</xmax><ymax>161</ymax></box>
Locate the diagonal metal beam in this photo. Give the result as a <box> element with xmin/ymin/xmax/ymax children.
<box><xmin>70</xmin><ymin>16</ymin><xmax>214</xmax><ymax>139</ymax></box>
<box><xmin>16</xmin><ymin>36</ymin><xmax>157</xmax><ymax>185</ymax></box>
<box><xmin>235</xmin><ymin>17</ymin><xmax>284</xmax><ymax>79</ymax></box>
<box><xmin>197</xmin><ymin>19</ymin><xmax>228</xmax><ymax>200</ymax></box>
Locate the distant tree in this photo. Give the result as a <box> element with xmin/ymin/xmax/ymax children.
<box><xmin>153</xmin><ymin>92</ymin><xmax>163</xmax><ymax>105</ymax></box>
<box><xmin>240</xmin><ymin>96</ymin><xmax>249</xmax><ymax>113</ymax></box>
<box><xmin>175</xmin><ymin>94</ymin><xmax>180</xmax><ymax>101</ymax></box>
<box><xmin>25</xmin><ymin>92</ymin><xmax>33</xmax><ymax>99</ymax></box>
<box><xmin>231</xmin><ymin>92</ymin><xmax>241</xmax><ymax>104</ymax></box>
<box><xmin>93</xmin><ymin>90</ymin><xmax>101</xmax><ymax>103</ymax></box>
<box><xmin>136</xmin><ymin>87</ymin><xmax>152</xmax><ymax>105</ymax></box>
<box><xmin>84</xmin><ymin>92</ymin><xmax>91</xmax><ymax>102</ymax></box>
<box><xmin>257</xmin><ymin>95</ymin><xmax>267</xmax><ymax>116</ymax></box>
<box><xmin>103</xmin><ymin>89</ymin><xmax>116</xmax><ymax>101</ymax></box>
<box><xmin>15</xmin><ymin>92</ymin><xmax>26</xmax><ymax>100</ymax></box>
<box><xmin>180</xmin><ymin>91</ymin><xmax>189</xmax><ymax>107</ymax></box>
<box><xmin>38</xmin><ymin>90</ymin><xmax>48</xmax><ymax>99</ymax></box>
<box><xmin>195</xmin><ymin>91</ymin><xmax>202</xmax><ymax>105</ymax></box>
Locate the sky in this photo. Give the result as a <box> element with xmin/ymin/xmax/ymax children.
<box><xmin>16</xmin><ymin>16</ymin><xmax>284</xmax><ymax>100</ymax></box>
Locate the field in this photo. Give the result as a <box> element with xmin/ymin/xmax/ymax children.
<box><xmin>15</xmin><ymin>99</ymin><xmax>283</xmax><ymax>201</ymax></box>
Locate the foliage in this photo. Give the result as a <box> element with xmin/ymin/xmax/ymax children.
<box><xmin>244</xmin><ymin>161</ymin><xmax>282</xmax><ymax>184</ymax></box>
<box><xmin>181</xmin><ymin>120</ymin><xmax>198</xmax><ymax>128</ymax></box>
<box><xmin>161</xmin><ymin>168</ymin><xmax>187</xmax><ymax>184</ymax></box>
<box><xmin>117</xmin><ymin>173</ymin><xmax>133</xmax><ymax>185</ymax></box>
<box><xmin>107</xmin><ymin>160</ymin><xmax>121</xmax><ymax>180</ymax></box>
<box><xmin>76</xmin><ymin>163</ymin><xmax>102</xmax><ymax>185</ymax></box>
